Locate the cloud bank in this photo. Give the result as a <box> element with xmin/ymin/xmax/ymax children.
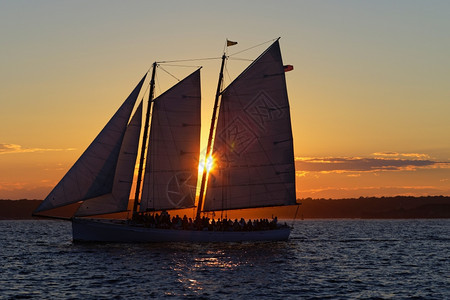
<box><xmin>0</xmin><ymin>143</ymin><xmax>75</xmax><ymax>155</ymax></box>
<box><xmin>295</xmin><ymin>153</ymin><xmax>449</xmax><ymax>174</ymax></box>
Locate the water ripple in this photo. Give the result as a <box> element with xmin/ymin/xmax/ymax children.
<box><xmin>0</xmin><ymin>219</ymin><xmax>449</xmax><ymax>299</ymax></box>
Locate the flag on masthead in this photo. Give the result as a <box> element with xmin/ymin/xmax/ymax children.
<box><xmin>227</xmin><ymin>39</ymin><xmax>238</xmax><ymax>47</ymax></box>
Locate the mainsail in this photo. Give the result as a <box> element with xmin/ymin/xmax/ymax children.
<box><xmin>75</xmin><ymin>101</ymin><xmax>143</xmax><ymax>216</ymax></box>
<box><xmin>140</xmin><ymin>69</ymin><xmax>201</xmax><ymax>211</ymax></box>
<box><xmin>203</xmin><ymin>40</ymin><xmax>296</xmax><ymax>211</ymax></box>
<box><xmin>34</xmin><ymin>74</ymin><xmax>146</xmax><ymax>213</ymax></box>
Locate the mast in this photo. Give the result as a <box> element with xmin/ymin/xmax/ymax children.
<box><xmin>196</xmin><ymin>53</ymin><xmax>227</xmax><ymax>219</ymax></box>
<box><xmin>133</xmin><ymin>62</ymin><xmax>157</xmax><ymax>215</ymax></box>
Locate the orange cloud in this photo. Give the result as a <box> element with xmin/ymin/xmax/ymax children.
<box><xmin>0</xmin><ymin>143</ymin><xmax>75</xmax><ymax>155</ymax></box>
<box><xmin>372</xmin><ymin>152</ymin><xmax>431</xmax><ymax>159</ymax></box>
<box><xmin>0</xmin><ymin>182</ymin><xmax>27</xmax><ymax>191</ymax></box>
<box><xmin>295</xmin><ymin>155</ymin><xmax>449</xmax><ymax>174</ymax></box>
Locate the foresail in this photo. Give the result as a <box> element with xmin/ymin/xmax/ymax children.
<box><xmin>34</xmin><ymin>74</ymin><xmax>147</xmax><ymax>213</ymax></box>
<box><xmin>140</xmin><ymin>69</ymin><xmax>201</xmax><ymax>211</ymax></box>
<box><xmin>75</xmin><ymin>101</ymin><xmax>143</xmax><ymax>216</ymax></box>
<box><xmin>203</xmin><ymin>40</ymin><xmax>296</xmax><ymax>211</ymax></box>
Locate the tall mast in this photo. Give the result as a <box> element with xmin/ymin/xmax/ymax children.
<box><xmin>133</xmin><ymin>62</ymin><xmax>157</xmax><ymax>215</ymax></box>
<box><xmin>196</xmin><ymin>54</ymin><xmax>227</xmax><ymax>219</ymax></box>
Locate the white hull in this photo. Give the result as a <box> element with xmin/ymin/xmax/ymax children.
<box><xmin>72</xmin><ymin>218</ymin><xmax>291</xmax><ymax>243</ymax></box>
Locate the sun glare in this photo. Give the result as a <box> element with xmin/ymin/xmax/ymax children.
<box><xmin>206</xmin><ymin>155</ymin><xmax>214</xmax><ymax>172</ymax></box>
<box><xmin>198</xmin><ymin>155</ymin><xmax>214</xmax><ymax>174</ymax></box>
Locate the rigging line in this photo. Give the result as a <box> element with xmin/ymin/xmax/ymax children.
<box><xmin>228</xmin><ymin>38</ymin><xmax>278</xmax><ymax>57</ymax></box>
<box><xmin>140</xmin><ymin>77</ymin><xmax>151</xmax><ymax>100</ymax></box>
<box><xmin>158</xmin><ymin>57</ymin><xmax>220</xmax><ymax>63</ymax></box>
<box><xmin>155</xmin><ymin>71</ymin><xmax>162</xmax><ymax>97</ymax></box>
<box><xmin>291</xmin><ymin>203</ymin><xmax>301</xmax><ymax>227</ymax></box>
<box><xmin>228</xmin><ymin>57</ymin><xmax>254</xmax><ymax>62</ymax></box>
<box><xmin>158</xmin><ymin>63</ymin><xmax>203</xmax><ymax>68</ymax></box>
<box><xmin>159</xmin><ymin>65</ymin><xmax>181</xmax><ymax>82</ymax></box>
<box><xmin>223</xmin><ymin>64</ymin><xmax>233</xmax><ymax>89</ymax></box>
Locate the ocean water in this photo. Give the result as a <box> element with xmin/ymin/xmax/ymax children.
<box><xmin>0</xmin><ymin>220</ymin><xmax>448</xmax><ymax>299</ymax></box>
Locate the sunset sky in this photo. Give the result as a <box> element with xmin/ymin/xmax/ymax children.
<box><xmin>1</xmin><ymin>0</ymin><xmax>449</xmax><ymax>200</ymax></box>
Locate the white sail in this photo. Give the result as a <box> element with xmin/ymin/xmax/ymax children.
<box><xmin>203</xmin><ymin>40</ymin><xmax>296</xmax><ymax>211</ymax></box>
<box><xmin>75</xmin><ymin>101</ymin><xmax>143</xmax><ymax>216</ymax></box>
<box><xmin>140</xmin><ymin>69</ymin><xmax>201</xmax><ymax>211</ymax></box>
<box><xmin>34</xmin><ymin>75</ymin><xmax>147</xmax><ymax>213</ymax></box>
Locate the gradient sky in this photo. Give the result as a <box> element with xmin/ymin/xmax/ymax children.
<box><xmin>1</xmin><ymin>0</ymin><xmax>449</xmax><ymax>200</ymax></box>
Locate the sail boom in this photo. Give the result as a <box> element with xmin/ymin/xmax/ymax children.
<box><xmin>202</xmin><ymin>203</ymin><xmax>297</xmax><ymax>213</ymax></box>
<box><xmin>140</xmin><ymin>205</ymin><xmax>196</xmax><ymax>212</ymax></box>
<box><xmin>75</xmin><ymin>208</ymin><xmax>129</xmax><ymax>218</ymax></box>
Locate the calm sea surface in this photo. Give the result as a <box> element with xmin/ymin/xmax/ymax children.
<box><xmin>0</xmin><ymin>219</ymin><xmax>448</xmax><ymax>299</ymax></box>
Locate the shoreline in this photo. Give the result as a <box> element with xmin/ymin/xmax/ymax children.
<box><xmin>1</xmin><ymin>196</ymin><xmax>449</xmax><ymax>220</ymax></box>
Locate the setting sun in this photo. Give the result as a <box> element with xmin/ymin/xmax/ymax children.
<box><xmin>198</xmin><ymin>155</ymin><xmax>214</xmax><ymax>174</ymax></box>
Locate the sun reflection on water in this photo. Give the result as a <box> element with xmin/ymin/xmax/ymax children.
<box><xmin>162</xmin><ymin>242</ymin><xmax>292</xmax><ymax>297</ymax></box>
<box><xmin>169</xmin><ymin>248</ymin><xmax>246</xmax><ymax>295</ymax></box>
<box><xmin>193</xmin><ymin>255</ymin><xmax>240</xmax><ymax>269</ymax></box>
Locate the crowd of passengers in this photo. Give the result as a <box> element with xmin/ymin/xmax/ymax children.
<box><xmin>131</xmin><ymin>211</ymin><xmax>286</xmax><ymax>231</ymax></box>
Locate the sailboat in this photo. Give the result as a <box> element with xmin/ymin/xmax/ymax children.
<box><xmin>33</xmin><ymin>39</ymin><xmax>297</xmax><ymax>242</ymax></box>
